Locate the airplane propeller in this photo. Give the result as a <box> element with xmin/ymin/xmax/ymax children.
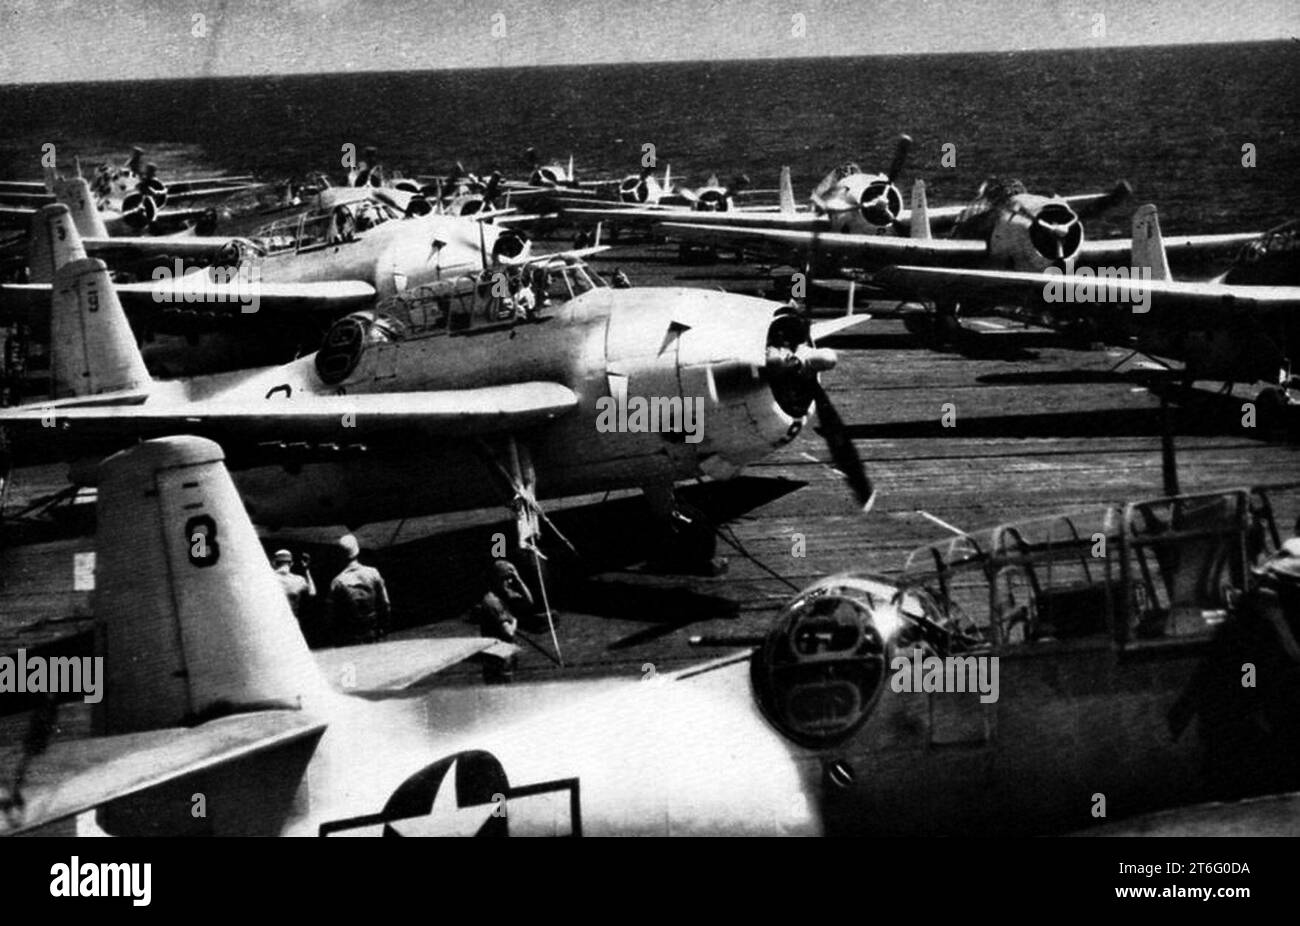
<box><xmin>681</xmin><ymin>174</ymin><xmax>749</xmax><ymax>212</ymax></box>
<box><xmin>620</xmin><ymin>167</ymin><xmax>654</xmax><ymax>204</ymax></box>
<box><xmin>764</xmin><ymin>318</ymin><xmax>875</xmax><ymax>511</ymax></box>
<box><xmin>811</xmin><ymin>135</ymin><xmax>912</xmax><ymax>227</ymax></box>
<box><xmin>1072</xmin><ymin>180</ymin><xmax>1134</xmax><ymax>220</ymax></box>
<box><xmin>885</xmin><ymin>134</ymin><xmax>913</xmax><ymax>184</ymax></box>
<box><xmin>118</xmin><ymin>190</ymin><xmax>160</xmax><ymax>229</ymax></box>
<box><xmin>812</xmin><ymin>381</ymin><xmax>875</xmax><ymax>512</ymax></box>
<box><xmin>1027</xmin><ymin>202</ymin><xmax>1083</xmax><ymax>264</ymax></box>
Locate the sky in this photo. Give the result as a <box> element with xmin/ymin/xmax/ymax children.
<box><xmin>1</xmin><ymin>0</ymin><xmax>1296</xmax><ymax>84</ymax></box>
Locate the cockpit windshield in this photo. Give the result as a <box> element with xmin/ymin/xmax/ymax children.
<box><xmin>251</xmin><ymin>199</ymin><xmax>402</xmax><ymax>254</ymax></box>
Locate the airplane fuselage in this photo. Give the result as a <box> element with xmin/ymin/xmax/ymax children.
<box><xmin>247</xmin><ymin>212</ymin><xmax>524</xmax><ymax>300</ymax></box>
<box><xmin>91</xmin><ymin>577</ymin><xmax>1300</xmax><ymax>836</ymax></box>
<box><xmin>106</xmin><ymin>287</ymin><xmax>808</xmax><ymax>527</ymax></box>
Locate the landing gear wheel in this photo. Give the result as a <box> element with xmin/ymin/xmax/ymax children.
<box><xmin>678</xmin><ymin>243</ymin><xmax>719</xmax><ymax>264</ymax></box>
<box><xmin>1254</xmin><ymin>386</ymin><xmax>1297</xmax><ymax>440</ymax></box>
<box><xmin>902</xmin><ymin>311</ymin><xmax>930</xmax><ymax>338</ymax></box>
<box><xmin>933</xmin><ymin>307</ymin><xmax>962</xmax><ymax>347</ymax></box>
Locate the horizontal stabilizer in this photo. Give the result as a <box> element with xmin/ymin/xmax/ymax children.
<box><xmin>314</xmin><ymin>637</ymin><xmax>519</xmax><ymax>692</ymax></box>
<box><xmin>0</xmin><ymin>710</ymin><xmax>325</xmax><ymax>836</ymax></box>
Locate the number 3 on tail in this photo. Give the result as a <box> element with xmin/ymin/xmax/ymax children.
<box><xmin>186</xmin><ymin>515</ymin><xmax>220</xmax><ymax>567</ymax></box>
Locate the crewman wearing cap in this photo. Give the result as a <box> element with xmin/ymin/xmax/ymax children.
<box><xmin>326</xmin><ymin>533</ymin><xmax>391</xmax><ymax>645</ymax></box>
<box><xmin>471</xmin><ymin>558</ymin><xmax>534</xmax><ymax>683</ymax></box>
<box><xmin>271</xmin><ymin>547</ymin><xmax>316</xmax><ymax>620</ymax></box>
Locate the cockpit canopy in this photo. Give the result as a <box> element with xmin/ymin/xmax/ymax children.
<box><xmin>251</xmin><ymin>198</ymin><xmax>402</xmax><ymax>254</ymax></box>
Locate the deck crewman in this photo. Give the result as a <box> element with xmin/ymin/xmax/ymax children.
<box><xmin>471</xmin><ymin>558</ymin><xmax>534</xmax><ymax>682</ymax></box>
<box><xmin>272</xmin><ymin>547</ymin><xmax>317</xmax><ymax>622</ymax></box>
<box><xmin>326</xmin><ymin>534</ymin><xmax>391</xmax><ymax>645</ymax></box>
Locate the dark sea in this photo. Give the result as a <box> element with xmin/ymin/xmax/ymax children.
<box><xmin>1</xmin><ymin>41</ymin><xmax>1296</xmax><ymax>236</ymax></box>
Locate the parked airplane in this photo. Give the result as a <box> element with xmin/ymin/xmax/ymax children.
<box><xmin>568</xmin><ymin>136</ymin><xmax>918</xmax><ymax>233</ymax></box>
<box><xmin>551</xmin><ymin>163</ymin><xmax>676</xmax><ymax>208</ymax></box>
<box><xmin>0</xmin><ymin>148</ymin><xmax>261</xmax><ymax>234</ymax></box>
<box><xmin>0</xmin><ymin>205</ymin><xmax>871</xmax><ymax>562</ymax></box>
<box><xmin>665</xmin><ymin>179</ymin><xmax>1254</xmax><ymax>330</ymax></box>
<box><xmin>1</xmin><ymin>439</ymin><xmax>1294</xmax><ymax>836</ymax></box>
<box><xmin>876</xmin><ymin>203</ymin><xmax>1300</xmax><ymax>427</ymax></box>
<box><xmin>563</xmin><ymin>170</ymin><xmax>763</xmax><ymax>221</ymax></box>
<box><xmin>3</xmin><ymin>196</ymin><xmax>557</xmax><ymax>373</ymax></box>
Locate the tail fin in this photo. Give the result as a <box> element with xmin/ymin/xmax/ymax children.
<box><xmin>567</xmin><ymin>153</ymin><xmax>575</xmax><ymax>183</ymax></box>
<box><xmin>50</xmin><ymin>257</ymin><xmax>151</xmax><ymax>398</ymax></box>
<box><xmin>125</xmin><ymin>147</ymin><xmax>144</xmax><ymax>175</ymax></box>
<box><xmin>51</xmin><ymin>176</ymin><xmax>109</xmax><ymax>239</ymax></box>
<box><xmin>1131</xmin><ymin>203</ymin><xmax>1170</xmax><ymax>281</ymax></box>
<box><xmin>42</xmin><ymin>159</ymin><xmax>59</xmax><ymax>191</ymax></box>
<box><xmin>94</xmin><ymin>436</ymin><xmax>327</xmax><ymax>736</ymax></box>
<box><xmin>779</xmin><ymin>166</ymin><xmax>795</xmax><ymax>214</ymax></box>
<box><xmin>910</xmin><ymin>179</ymin><xmax>931</xmax><ymax>240</ymax></box>
<box><xmin>663</xmin><ymin>163</ymin><xmax>672</xmax><ymax>194</ymax></box>
<box><xmin>27</xmin><ymin>203</ymin><xmax>87</xmax><ymax>284</ymax></box>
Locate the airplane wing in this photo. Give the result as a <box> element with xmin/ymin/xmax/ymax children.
<box><xmin>660</xmin><ymin>222</ymin><xmax>989</xmax><ymax>269</ymax></box>
<box><xmin>83</xmin><ymin>235</ymin><xmax>261</xmax><ymax>262</ymax></box>
<box><xmin>517</xmin><ymin>244</ymin><xmax>610</xmax><ymax>271</ymax></box>
<box><xmin>0</xmin><ymin>204</ymin><xmax>36</xmax><ymax>227</ymax></box>
<box><xmin>166</xmin><ymin>175</ymin><xmax>258</xmax><ymax>194</ymax></box>
<box><xmin>0</xmin><ymin>383</ymin><xmax>580</xmax><ymax>447</ymax></box>
<box><xmin>0</xmin><ymin>278</ymin><xmax>377</xmax><ymax>325</ymax></box>
<box><xmin>314</xmin><ymin>637</ymin><xmax>520</xmax><ymax>692</ymax></box>
<box><xmin>810</xmin><ymin>314</ymin><xmax>872</xmax><ymax>341</ymax></box>
<box><xmin>0</xmin><ymin>180</ymin><xmax>48</xmax><ymax>194</ymax></box>
<box><xmin>166</xmin><ymin>182</ymin><xmax>265</xmax><ymax>202</ymax></box>
<box><xmin>893</xmin><ymin>184</ymin><xmax>1134</xmax><ymax>234</ymax></box>
<box><xmin>1078</xmin><ymin>232</ymin><xmax>1263</xmax><ymax>265</ymax></box>
<box><xmin>564</xmin><ymin>207</ymin><xmax>825</xmax><ymax>231</ymax></box>
<box><xmin>0</xmin><ymin>710</ymin><xmax>325</xmax><ymax>836</ymax></box>
<box><xmin>875</xmin><ymin>265</ymin><xmax>1300</xmax><ymax>321</ymax></box>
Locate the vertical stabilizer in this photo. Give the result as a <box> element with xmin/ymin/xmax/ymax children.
<box><xmin>779</xmin><ymin>166</ymin><xmax>795</xmax><ymax>214</ymax></box>
<box><xmin>1131</xmin><ymin>203</ymin><xmax>1171</xmax><ymax>281</ymax></box>
<box><xmin>94</xmin><ymin>436</ymin><xmax>328</xmax><ymax>736</ymax></box>
<box><xmin>910</xmin><ymin>179</ymin><xmax>932</xmax><ymax>240</ymax></box>
<box><xmin>52</xmin><ymin>176</ymin><xmax>110</xmax><ymax>239</ymax></box>
<box><xmin>27</xmin><ymin>203</ymin><xmax>87</xmax><ymax>284</ymax></box>
<box><xmin>49</xmin><ymin>256</ymin><xmax>151</xmax><ymax>398</ymax></box>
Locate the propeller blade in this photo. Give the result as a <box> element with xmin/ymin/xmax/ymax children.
<box><xmin>1073</xmin><ymin>179</ymin><xmax>1135</xmax><ymax>219</ymax></box>
<box><xmin>726</xmin><ymin>174</ymin><xmax>751</xmax><ymax>196</ymax></box>
<box><xmin>483</xmin><ymin>171</ymin><xmax>502</xmax><ymax>208</ymax></box>
<box><xmin>886</xmin><ymin>134</ymin><xmax>913</xmax><ymax>183</ymax></box>
<box><xmin>812</xmin><ymin>382</ymin><xmax>875</xmax><ymax>512</ymax></box>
